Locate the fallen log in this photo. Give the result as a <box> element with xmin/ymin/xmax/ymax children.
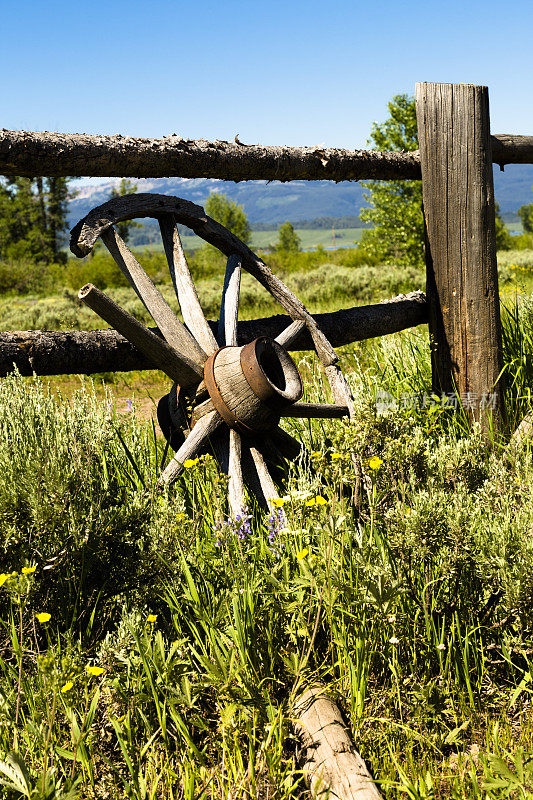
<box><xmin>0</xmin><ymin>129</ymin><xmax>531</xmax><ymax>182</ymax></box>
<box><xmin>293</xmin><ymin>685</ymin><xmax>382</xmax><ymax>799</ymax></box>
<box><xmin>0</xmin><ymin>292</ymin><xmax>427</xmax><ymax>376</ymax></box>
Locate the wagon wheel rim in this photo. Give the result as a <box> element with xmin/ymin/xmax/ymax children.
<box><xmin>70</xmin><ymin>193</ymin><xmax>355</xmax><ymax>516</ymax></box>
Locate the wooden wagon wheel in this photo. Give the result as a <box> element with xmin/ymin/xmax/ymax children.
<box><xmin>70</xmin><ymin>193</ymin><xmax>355</xmax><ymax>515</ymax></box>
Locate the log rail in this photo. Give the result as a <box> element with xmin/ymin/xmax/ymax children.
<box><xmin>0</xmin><ymin>292</ymin><xmax>427</xmax><ymax>376</ymax></box>
<box><xmin>0</xmin><ymin>129</ymin><xmax>532</xmax><ymax>181</ymax></box>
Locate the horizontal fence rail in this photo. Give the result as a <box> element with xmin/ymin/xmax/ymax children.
<box><xmin>0</xmin><ymin>292</ymin><xmax>427</xmax><ymax>376</ymax></box>
<box><xmin>0</xmin><ymin>130</ymin><xmax>532</xmax><ymax>181</ymax></box>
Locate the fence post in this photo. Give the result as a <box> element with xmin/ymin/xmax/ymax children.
<box><xmin>415</xmin><ymin>83</ymin><xmax>504</xmax><ymax>429</ymax></box>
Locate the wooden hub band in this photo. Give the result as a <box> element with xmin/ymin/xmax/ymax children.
<box><xmin>203</xmin><ymin>337</ymin><xmax>303</xmax><ymax>435</ymax></box>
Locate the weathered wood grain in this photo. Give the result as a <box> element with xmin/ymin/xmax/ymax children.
<box><xmin>78</xmin><ymin>284</ymin><xmax>202</xmax><ymax>386</ymax></box>
<box><xmin>100</xmin><ymin>226</ymin><xmax>207</xmax><ymax>367</ymax></box>
<box><xmin>249</xmin><ymin>445</ymin><xmax>279</xmax><ymax>509</ymax></box>
<box><xmin>206</xmin><ymin>345</ymin><xmax>279</xmax><ymax>433</ymax></box>
<box><xmin>71</xmin><ymin>193</ymin><xmax>337</xmax><ymax>365</ymax></box>
<box><xmin>0</xmin><ymin>292</ymin><xmax>427</xmax><ymax>377</ymax></box>
<box><xmin>324</xmin><ymin>365</ymin><xmax>356</xmax><ymax>420</ymax></box>
<box><xmin>416</xmin><ymin>83</ymin><xmax>504</xmax><ymax>426</ymax></box>
<box><xmin>275</xmin><ymin>319</ymin><xmax>306</xmax><ymax>349</ymax></box>
<box><xmin>0</xmin><ymin>130</ymin><xmax>421</xmax><ymax>180</ymax></box>
<box><xmin>0</xmin><ymin>129</ymin><xmax>531</xmax><ymax>181</ymax></box>
<box><xmin>282</xmin><ymin>402</ymin><xmax>349</xmax><ymax>419</ymax></box>
<box><xmin>490</xmin><ymin>134</ymin><xmax>533</xmax><ymax>167</ymax></box>
<box><xmin>228</xmin><ymin>429</ymin><xmax>246</xmax><ymax>517</ymax></box>
<box><xmin>158</xmin><ymin>214</ymin><xmax>219</xmax><ymax>355</ymax></box>
<box><xmin>293</xmin><ymin>685</ymin><xmax>382</xmax><ymax>799</ymax></box>
<box><xmin>218</xmin><ymin>255</ymin><xmax>242</xmax><ymax>347</ymax></box>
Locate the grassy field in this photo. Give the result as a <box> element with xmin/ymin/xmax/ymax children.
<box><xmin>137</xmin><ymin>226</ymin><xmax>364</xmax><ymax>253</ymax></box>
<box><xmin>1</xmin><ymin>248</ymin><xmax>533</xmax><ymax>798</ymax></box>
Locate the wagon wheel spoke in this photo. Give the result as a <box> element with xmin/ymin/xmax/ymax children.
<box><xmin>248</xmin><ymin>445</ymin><xmax>279</xmax><ymax>510</ymax></box>
<box><xmin>158</xmin><ymin>410</ymin><xmax>222</xmax><ymax>486</ymax></box>
<box><xmin>71</xmin><ymin>192</ymin><xmax>357</xmax><ymax>512</ymax></box>
<box><xmin>100</xmin><ymin>226</ymin><xmax>207</xmax><ymax>367</ymax></box>
<box><xmin>281</xmin><ymin>402</ymin><xmax>349</xmax><ymax>420</ymax></box>
<box><xmin>228</xmin><ymin>429</ymin><xmax>246</xmax><ymax>517</ymax></box>
<box><xmin>158</xmin><ymin>214</ymin><xmax>219</xmax><ymax>355</ymax></box>
<box><xmin>78</xmin><ymin>283</ymin><xmax>202</xmax><ymax>387</ymax></box>
<box><xmin>275</xmin><ymin>319</ymin><xmax>306</xmax><ymax>349</ymax></box>
<box><xmin>219</xmin><ymin>255</ymin><xmax>242</xmax><ymax>347</ymax></box>
<box><xmin>217</xmin><ymin>254</ymin><xmax>246</xmax><ymax>515</ymax></box>
<box><xmin>323</xmin><ymin>364</ymin><xmax>356</xmax><ymax>418</ymax></box>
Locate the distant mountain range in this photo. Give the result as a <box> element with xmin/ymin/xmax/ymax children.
<box><xmin>68</xmin><ymin>165</ymin><xmax>533</xmax><ymax>230</ymax></box>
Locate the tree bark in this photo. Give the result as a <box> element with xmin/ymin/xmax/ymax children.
<box><xmin>0</xmin><ymin>130</ymin><xmax>420</xmax><ymax>181</ymax></box>
<box><xmin>0</xmin><ymin>292</ymin><xmax>427</xmax><ymax>377</ymax></box>
<box><xmin>490</xmin><ymin>134</ymin><xmax>533</xmax><ymax>167</ymax></box>
<box><xmin>416</xmin><ymin>83</ymin><xmax>504</xmax><ymax>428</ymax></box>
<box><xmin>0</xmin><ymin>130</ymin><xmax>530</xmax><ymax>181</ymax></box>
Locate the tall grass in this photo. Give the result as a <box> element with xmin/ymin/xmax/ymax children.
<box><xmin>1</xmin><ymin>248</ymin><xmax>533</xmax><ymax>797</ymax></box>
<box><xmin>0</xmin><ymin>329</ymin><xmax>532</xmax><ymax>797</ymax></box>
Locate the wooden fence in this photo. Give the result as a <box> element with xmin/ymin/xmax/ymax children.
<box><xmin>1</xmin><ymin>81</ymin><xmax>532</xmax><ymax>426</ymax></box>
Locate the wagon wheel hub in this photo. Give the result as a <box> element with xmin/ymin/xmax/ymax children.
<box><xmin>203</xmin><ymin>338</ymin><xmax>303</xmax><ymax>435</ymax></box>
<box><xmin>70</xmin><ymin>193</ymin><xmax>355</xmax><ymax>514</ymax></box>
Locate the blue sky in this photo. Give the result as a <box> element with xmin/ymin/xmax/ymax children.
<box><xmin>2</xmin><ymin>0</ymin><xmax>531</xmax><ymax>151</ymax></box>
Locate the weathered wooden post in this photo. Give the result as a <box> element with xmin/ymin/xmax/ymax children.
<box><xmin>415</xmin><ymin>83</ymin><xmax>504</xmax><ymax>430</ymax></box>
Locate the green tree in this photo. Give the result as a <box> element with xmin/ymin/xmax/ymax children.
<box><xmin>518</xmin><ymin>200</ymin><xmax>533</xmax><ymax>234</ymax></box>
<box><xmin>205</xmin><ymin>192</ymin><xmax>251</xmax><ymax>245</ymax></box>
<box><xmin>495</xmin><ymin>203</ymin><xmax>512</xmax><ymax>251</ymax></box>
<box><xmin>47</xmin><ymin>178</ymin><xmax>71</xmax><ymax>263</ymax></box>
<box><xmin>358</xmin><ymin>94</ymin><xmax>424</xmax><ymax>267</ymax></box>
<box><xmin>0</xmin><ymin>177</ymin><xmax>72</xmax><ymax>264</ymax></box>
<box><xmin>276</xmin><ymin>221</ymin><xmax>301</xmax><ymax>252</ymax></box>
<box><xmin>110</xmin><ymin>178</ymin><xmax>141</xmax><ymax>243</ymax></box>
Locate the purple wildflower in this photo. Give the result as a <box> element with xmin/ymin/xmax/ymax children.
<box><xmin>231</xmin><ymin>512</ymin><xmax>252</xmax><ymax>541</ymax></box>
<box><xmin>212</xmin><ymin>511</ymin><xmax>252</xmax><ymax>548</ymax></box>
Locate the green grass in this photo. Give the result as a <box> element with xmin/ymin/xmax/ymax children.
<box><xmin>133</xmin><ymin>227</ymin><xmax>364</xmax><ymax>253</ymax></box>
<box><xmin>1</xmin><ymin>309</ymin><xmax>533</xmax><ymax>797</ymax></box>
<box><xmin>0</xmin><ymin>247</ymin><xmax>422</xmax><ymax>332</ymax></box>
<box><xmin>1</xmin><ymin>250</ymin><xmax>533</xmax><ymax>797</ymax></box>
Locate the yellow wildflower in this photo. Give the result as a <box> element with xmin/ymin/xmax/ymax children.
<box><xmin>305</xmin><ymin>496</ymin><xmax>328</xmax><ymax>507</ymax></box>
<box><xmin>296</xmin><ymin>549</ymin><xmax>309</xmax><ymax>560</ymax></box>
<box><xmin>331</xmin><ymin>453</ymin><xmax>343</xmax><ymax>460</ymax></box>
<box><xmin>271</xmin><ymin>497</ymin><xmax>285</xmax><ymax>508</ymax></box>
<box><xmin>147</xmin><ymin>614</ymin><xmax>157</xmax><ymax>624</ymax></box>
<box><xmin>311</xmin><ymin>451</ymin><xmax>322</xmax><ymax>459</ymax></box>
<box><xmin>183</xmin><ymin>458</ymin><xmax>199</xmax><ymax>468</ymax></box>
<box><xmin>10</xmin><ymin>571</ymin><xmax>17</xmax><ymax>577</ymax></box>
<box><xmin>0</xmin><ymin>573</ymin><xmax>9</xmax><ymax>587</ymax></box>
<box><xmin>61</xmin><ymin>681</ymin><xmax>74</xmax><ymax>693</ymax></box>
<box><xmin>368</xmin><ymin>456</ymin><xmax>383</xmax><ymax>471</ymax></box>
<box><xmin>22</xmin><ymin>566</ymin><xmax>36</xmax><ymax>575</ymax></box>
<box><xmin>36</xmin><ymin>612</ymin><xmax>51</xmax><ymax>623</ymax></box>
<box><xmin>86</xmin><ymin>665</ymin><xmax>105</xmax><ymax>677</ymax></box>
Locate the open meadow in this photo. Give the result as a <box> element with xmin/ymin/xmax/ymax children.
<box><xmin>1</xmin><ymin>246</ymin><xmax>533</xmax><ymax>798</ymax></box>
<box><xmin>137</xmin><ymin>227</ymin><xmax>364</xmax><ymax>254</ymax></box>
